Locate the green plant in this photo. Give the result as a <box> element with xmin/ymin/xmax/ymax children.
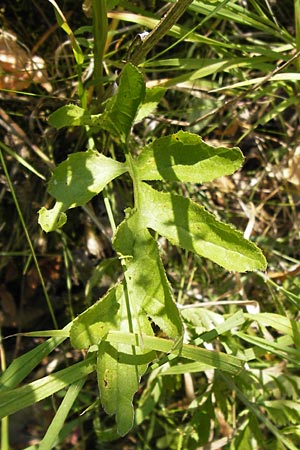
<box><xmin>37</xmin><ymin>28</ymin><xmax>268</xmax><ymax>439</ymax></box>
<box><xmin>4</xmin><ymin>0</ymin><xmax>300</xmax><ymax>448</ymax></box>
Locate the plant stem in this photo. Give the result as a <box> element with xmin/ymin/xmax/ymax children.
<box><xmin>92</xmin><ymin>0</ymin><xmax>108</xmax><ymax>100</ymax></box>
<box><xmin>130</xmin><ymin>0</ymin><xmax>194</xmax><ymax>65</ymax></box>
<box><xmin>0</xmin><ymin>150</ymin><xmax>58</xmax><ymax>329</ymax></box>
<box><xmin>103</xmin><ymin>187</ymin><xmax>117</xmax><ymax>235</ymax></box>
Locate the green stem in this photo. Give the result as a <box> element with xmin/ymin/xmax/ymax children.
<box><xmin>0</xmin><ymin>150</ymin><xmax>58</xmax><ymax>329</ymax></box>
<box><xmin>103</xmin><ymin>187</ymin><xmax>117</xmax><ymax>235</ymax></box>
<box><xmin>92</xmin><ymin>0</ymin><xmax>108</xmax><ymax>100</ymax></box>
<box><xmin>130</xmin><ymin>0</ymin><xmax>193</xmax><ymax>65</ymax></box>
<box><xmin>125</xmin><ymin>151</ymin><xmax>140</xmax><ymax>211</ymax></box>
<box><xmin>103</xmin><ymin>146</ymin><xmax>143</xmax><ymax>346</ymax></box>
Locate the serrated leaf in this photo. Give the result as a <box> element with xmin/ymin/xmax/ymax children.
<box><xmin>113</xmin><ymin>211</ymin><xmax>183</xmax><ymax>340</ymax></box>
<box><xmin>138</xmin><ymin>182</ymin><xmax>267</xmax><ymax>272</ymax></box>
<box><xmin>135</xmin><ymin>131</ymin><xmax>244</xmax><ymax>182</ymax></box>
<box><xmin>100</xmin><ymin>63</ymin><xmax>145</xmax><ymax>142</ymax></box>
<box><xmin>48</xmin><ymin>104</ymin><xmax>89</xmax><ymax>129</ymax></box>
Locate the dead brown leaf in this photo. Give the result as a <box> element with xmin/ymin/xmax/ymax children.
<box><xmin>282</xmin><ymin>145</ymin><xmax>300</xmax><ymax>188</ymax></box>
<box><xmin>0</xmin><ymin>29</ymin><xmax>52</xmax><ymax>92</ymax></box>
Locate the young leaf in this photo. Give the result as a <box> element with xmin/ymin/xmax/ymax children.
<box><xmin>135</xmin><ymin>130</ymin><xmax>244</xmax><ymax>182</ymax></box>
<box><xmin>48</xmin><ymin>150</ymin><xmax>127</xmax><ymax>208</ymax></box>
<box><xmin>134</xmin><ymin>86</ymin><xmax>166</xmax><ymax>123</ymax></box>
<box><xmin>38</xmin><ymin>150</ymin><xmax>127</xmax><ymax>232</ymax></box>
<box><xmin>100</xmin><ymin>63</ymin><xmax>145</xmax><ymax>142</ymax></box>
<box><xmin>113</xmin><ymin>211</ymin><xmax>183</xmax><ymax>340</ymax></box>
<box><xmin>138</xmin><ymin>182</ymin><xmax>267</xmax><ymax>272</ymax></box>
<box><xmin>48</xmin><ymin>104</ymin><xmax>88</xmax><ymax>129</ymax></box>
<box><xmin>38</xmin><ymin>203</ymin><xmax>67</xmax><ymax>233</ymax></box>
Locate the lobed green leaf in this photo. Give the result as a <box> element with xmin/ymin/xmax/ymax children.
<box><xmin>38</xmin><ymin>150</ymin><xmax>127</xmax><ymax>232</ymax></box>
<box><xmin>70</xmin><ymin>283</ymin><xmax>156</xmax><ymax>435</ymax></box>
<box><xmin>97</xmin><ymin>341</ymin><xmax>149</xmax><ymax>436</ymax></box>
<box><xmin>138</xmin><ymin>182</ymin><xmax>267</xmax><ymax>272</ymax></box>
<box><xmin>135</xmin><ymin>131</ymin><xmax>244</xmax><ymax>183</ymax></box>
<box><xmin>47</xmin><ymin>150</ymin><xmax>127</xmax><ymax>208</ymax></box>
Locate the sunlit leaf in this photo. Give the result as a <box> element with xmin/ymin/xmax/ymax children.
<box><xmin>134</xmin><ymin>86</ymin><xmax>165</xmax><ymax>123</ymax></box>
<box><xmin>38</xmin><ymin>150</ymin><xmax>127</xmax><ymax>232</ymax></box>
<box><xmin>0</xmin><ymin>327</ymin><xmax>70</xmax><ymax>391</ymax></box>
<box><xmin>70</xmin><ymin>285</ymin><xmax>122</xmax><ymax>348</ymax></box>
<box><xmin>106</xmin><ymin>331</ymin><xmax>243</xmax><ymax>374</ymax></box>
<box><xmin>70</xmin><ymin>283</ymin><xmax>156</xmax><ymax>436</ymax></box>
<box><xmin>262</xmin><ymin>400</ymin><xmax>300</xmax><ymax>426</ymax></box>
<box><xmin>113</xmin><ymin>211</ymin><xmax>183</xmax><ymax>340</ymax></box>
<box><xmin>135</xmin><ymin>131</ymin><xmax>243</xmax><ymax>183</ymax></box>
<box><xmin>38</xmin><ymin>203</ymin><xmax>67</xmax><ymax>233</ymax></box>
<box><xmin>246</xmin><ymin>312</ymin><xmax>300</xmax><ymax>345</ymax></box>
<box><xmin>138</xmin><ymin>182</ymin><xmax>267</xmax><ymax>272</ymax></box>
<box><xmin>100</xmin><ymin>63</ymin><xmax>145</xmax><ymax>142</ymax></box>
<box><xmin>48</xmin><ymin>150</ymin><xmax>127</xmax><ymax>207</ymax></box>
<box><xmin>48</xmin><ymin>104</ymin><xmax>88</xmax><ymax>129</ymax></box>
<box><xmin>0</xmin><ymin>357</ymin><xmax>96</xmax><ymax>419</ymax></box>
<box><xmin>236</xmin><ymin>332</ymin><xmax>300</xmax><ymax>366</ymax></box>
